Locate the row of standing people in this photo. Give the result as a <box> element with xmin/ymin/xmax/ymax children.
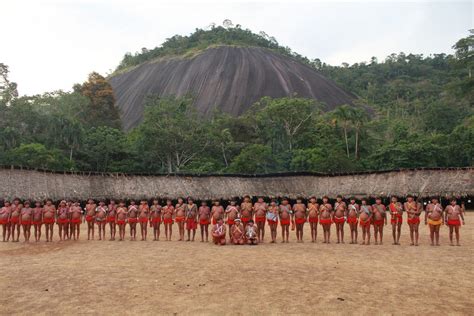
<box><xmin>0</xmin><ymin>195</ymin><xmax>466</xmax><ymax>245</ymax></box>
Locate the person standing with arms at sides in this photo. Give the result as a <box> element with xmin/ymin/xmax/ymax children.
<box><xmin>293</xmin><ymin>198</ymin><xmax>307</xmax><ymax>243</ymax></box>
<box><xmin>319</xmin><ymin>196</ymin><xmax>333</xmax><ymax>244</ymax></box>
<box><xmin>32</xmin><ymin>201</ymin><xmax>43</xmax><ymax>242</ymax></box>
<box><xmin>307</xmin><ymin>197</ymin><xmax>319</xmax><ymax>243</ymax></box>
<box><xmin>404</xmin><ymin>195</ymin><xmax>422</xmax><ymax>246</ymax></box>
<box><xmin>240</xmin><ymin>196</ymin><xmax>253</xmax><ymax>228</ymax></box>
<box><xmin>333</xmin><ymin>195</ymin><xmax>347</xmax><ymax>244</ymax></box>
<box><xmin>211</xmin><ymin>200</ymin><xmax>224</xmax><ymax>226</ymax></box>
<box><xmin>85</xmin><ymin>199</ymin><xmax>96</xmax><ymax>240</ymax></box>
<box><xmin>445</xmin><ymin>198</ymin><xmax>465</xmax><ymax>246</ymax></box>
<box><xmin>107</xmin><ymin>199</ymin><xmax>117</xmax><ymax>241</ymax></box>
<box><xmin>96</xmin><ymin>201</ymin><xmax>108</xmax><ymax>241</ymax></box>
<box><xmin>347</xmin><ymin>197</ymin><xmax>359</xmax><ymax>244</ymax></box>
<box><xmin>359</xmin><ymin>198</ymin><xmax>372</xmax><ymax>245</ymax></box>
<box><xmin>372</xmin><ymin>197</ymin><xmax>386</xmax><ymax>245</ymax></box>
<box><xmin>43</xmin><ymin>199</ymin><xmax>56</xmax><ymax>242</ymax></box>
<box><xmin>279</xmin><ymin>198</ymin><xmax>292</xmax><ymax>243</ymax></box>
<box><xmin>116</xmin><ymin>201</ymin><xmax>128</xmax><ymax>241</ymax></box>
<box><xmin>69</xmin><ymin>201</ymin><xmax>82</xmax><ymax>241</ymax></box>
<box><xmin>389</xmin><ymin>196</ymin><xmax>403</xmax><ymax>245</ymax></box>
<box><xmin>184</xmin><ymin>198</ymin><xmax>198</xmax><ymax>242</ymax></box>
<box><xmin>267</xmin><ymin>199</ymin><xmax>279</xmax><ymax>243</ymax></box>
<box><xmin>138</xmin><ymin>200</ymin><xmax>149</xmax><ymax>241</ymax></box>
<box><xmin>425</xmin><ymin>197</ymin><xmax>444</xmax><ymax>246</ymax></box>
<box><xmin>162</xmin><ymin>199</ymin><xmax>175</xmax><ymax>241</ymax></box>
<box><xmin>128</xmin><ymin>200</ymin><xmax>139</xmax><ymax>241</ymax></box>
<box><xmin>150</xmin><ymin>199</ymin><xmax>162</xmax><ymax>241</ymax></box>
<box><xmin>10</xmin><ymin>198</ymin><xmax>23</xmax><ymax>242</ymax></box>
<box><xmin>225</xmin><ymin>200</ymin><xmax>239</xmax><ymax>242</ymax></box>
<box><xmin>0</xmin><ymin>201</ymin><xmax>12</xmax><ymax>242</ymax></box>
<box><xmin>20</xmin><ymin>201</ymin><xmax>33</xmax><ymax>242</ymax></box>
<box><xmin>175</xmin><ymin>198</ymin><xmax>186</xmax><ymax>241</ymax></box>
<box><xmin>198</xmin><ymin>201</ymin><xmax>211</xmax><ymax>242</ymax></box>
<box><xmin>254</xmin><ymin>197</ymin><xmax>268</xmax><ymax>243</ymax></box>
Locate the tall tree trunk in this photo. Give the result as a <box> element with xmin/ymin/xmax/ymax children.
<box><xmin>344</xmin><ymin>127</ymin><xmax>350</xmax><ymax>158</ymax></box>
<box><xmin>221</xmin><ymin>143</ymin><xmax>228</xmax><ymax>167</ymax></box>
<box><xmin>355</xmin><ymin>129</ymin><xmax>359</xmax><ymax>159</ymax></box>
<box><xmin>69</xmin><ymin>147</ymin><xmax>73</xmax><ymax>161</ymax></box>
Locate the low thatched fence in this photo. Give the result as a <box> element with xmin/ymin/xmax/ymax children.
<box><xmin>0</xmin><ymin>166</ymin><xmax>472</xmax><ymax>201</ymax></box>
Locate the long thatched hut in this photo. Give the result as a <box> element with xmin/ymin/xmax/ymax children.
<box><xmin>0</xmin><ymin>166</ymin><xmax>472</xmax><ymax>202</ymax></box>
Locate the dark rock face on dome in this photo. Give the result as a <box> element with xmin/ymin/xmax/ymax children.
<box><xmin>109</xmin><ymin>46</ymin><xmax>355</xmax><ymax>130</ymax></box>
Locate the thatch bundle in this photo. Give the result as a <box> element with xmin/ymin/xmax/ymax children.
<box><xmin>0</xmin><ymin>167</ymin><xmax>472</xmax><ymax>201</ymax></box>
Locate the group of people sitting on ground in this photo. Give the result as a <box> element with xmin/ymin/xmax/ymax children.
<box><xmin>0</xmin><ymin>195</ymin><xmax>466</xmax><ymax>246</ymax></box>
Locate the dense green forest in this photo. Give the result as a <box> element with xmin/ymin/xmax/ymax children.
<box><xmin>0</xmin><ymin>26</ymin><xmax>472</xmax><ymax>174</ymax></box>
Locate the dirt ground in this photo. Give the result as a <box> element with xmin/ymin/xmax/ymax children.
<box><xmin>1</xmin><ymin>214</ymin><xmax>473</xmax><ymax>315</ymax></box>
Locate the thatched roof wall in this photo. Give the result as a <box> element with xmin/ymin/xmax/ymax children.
<box><xmin>1</xmin><ymin>167</ymin><xmax>472</xmax><ymax>201</ymax></box>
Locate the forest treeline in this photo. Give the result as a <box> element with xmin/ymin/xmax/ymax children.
<box><xmin>0</xmin><ymin>27</ymin><xmax>472</xmax><ymax>174</ymax></box>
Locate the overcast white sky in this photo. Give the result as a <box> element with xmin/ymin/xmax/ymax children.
<box><xmin>1</xmin><ymin>0</ymin><xmax>472</xmax><ymax>96</ymax></box>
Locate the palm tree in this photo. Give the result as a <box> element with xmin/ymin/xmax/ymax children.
<box><xmin>351</xmin><ymin>107</ymin><xmax>369</xmax><ymax>159</ymax></box>
<box><xmin>332</xmin><ymin>105</ymin><xmax>354</xmax><ymax>158</ymax></box>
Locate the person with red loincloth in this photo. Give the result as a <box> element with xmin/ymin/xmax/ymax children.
<box><xmin>96</xmin><ymin>201</ymin><xmax>108</xmax><ymax>241</ymax></box>
<box><xmin>293</xmin><ymin>198</ymin><xmax>306</xmax><ymax>243</ymax></box>
<box><xmin>150</xmin><ymin>199</ymin><xmax>162</xmax><ymax>241</ymax></box>
<box><xmin>85</xmin><ymin>199</ymin><xmax>97</xmax><ymax>240</ymax></box>
<box><xmin>372</xmin><ymin>197</ymin><xmax>387</xmax><ymax>245</ymax></box>
<box><xmin>198</xmin><ymin>201</ymin><xmax>210</xmax><ymax>242</ymax></box>
<box><xmin>107</xmin><ymin>199</ymin><xmax>117</xmax><ymax>241</ymax></box>
<box><xmin>333</xmin><ymin>195</ymin><xmax>347</xmax><ymax>244</ymax></box>
<box><xmin>138</xmin><ymin>199</ymin><xmax>149</xmax><ymax>241</ymax></box>
<box><xmin>359</xmin><ymin>199</ymin><xmax>372</xmax><ymax>245</ymax></box>
<box><xmin>162</xmin><ymin>199</ymin><xmax>175</xmax><ymax>241</ymax></box>
<box><xmin>20</xmin><ymin>201</ymin><xmax>33</xmax><ymax>242</ymax></box>
<box><xmin>56</xmin><ymin>200</ymin><xmax>69</xmax><ymax>241</ymax></box>
<box><xmin>347</xmin><ymin>197</ymin><xmax>360</xmax><ymax>244</ymax></box>
<box><xmin>445</xmin><ymin>198</ymin><xmax>465</xmax><ymax>246</ymax></box>
<box><xmin>307</xmin><ymin>197</ymin><xmax>319</xmax><ymax>243</ymax></box>
<box><xmin>32</xmin><ymin>201</ymin><xmax>43</xmax><ymax>242</ymax></box>
<box><xmin>43</xmin><ymin>199</ymin><xmax>56</xmax><ymax>242</ymax></box>
<box><xmin>389</xmin><ymin>196</ymin><xmax>403</xmax><ymax>245</ymax></box>
<box><xmin>10</xmin><ymin>198</ymin><xmax>23</xmax><ymax>242</ymax></box>
<box><xmin>69</xmin><ymin>201</ymin><xmax>82</xmax><ymax>241</ymax></box>
<box><xmin>240</xmin><ymin>196</ymin><xmax>253</xmax><ymax>229</ymax></box>
<box><xmin>116</xmin><ymin>201</ymin><xmax>127</xmax><ymax>241</ymax></box>
<box><xmin>319</xmin><ymin>196</ymin><xmax>333</xmax><ymax>244</ymax></box>
<box><xmin>231</xmin><ymin>218</ymin><xmax>245</xmax><ymax>245</ymax></box>
<box><xmin>254</xmin><ymin>197</ymin><xmax>268</xmax><ymax>243</ymax></box>
<box><xmin>212</xmin><ymin>218</ymin><xmax>226</xmax><ymax>245</ymax></box>
<box><xmin>225</xmin><ymin>200</ymin><xmax>239</xmax><ymax>242</ymax></box>
<box><xmin>128</xmin><ymin>200</ymin><xmax>139</xmax><ymax>241</ymax></box>
<box><xmin>0</xmin><ymin>200</ymin><xmax>12</xmax><ymax>242</ymax></box>
<box><xmin>267</xmin><ymin>199</ymin><xmax>279</xmax><ymax>243</ymax></box>
<box><xmin>175</xmin><ymin>198</ymin><xmax>186</xmax><ymax>241</ymax></box>
<box><xmin>184</xmin><ymin>198</ymin><xmax>198</xmax><ymax>242</ymax></box>
<box><xmin>404</xmin><ymin>195</ymin><xmax>422</xmax><ymax>246</ymax></box>
<box><xmin>279</xmin><ymin>198</ymin><xmax>292</xmax><ymax>243</ymax></box>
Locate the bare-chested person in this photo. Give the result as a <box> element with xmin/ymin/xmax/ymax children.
<box><xmin>32</xmin><ymin>201</ymin><xmax>43</xmax><ymax>242</ymax></box>
<box><xmin>293</xmin><ymin>198</ymin><xmax>307</xmax><ymax>243</ymax></box>
<box><xmin>231</xmin><ymin>218</ymin><xmax>245</xmax><ymax>245</ymax></box>
<box><xmin>425</xmin><ymin>197</ymin><xmax>444</xmax><ymax>246</ymax></box>
<box><xmin>107</xmin><ymin>199</ymin><xmax>117</xmax><ymax>241</ymax></box>
<box><xmin>138</xmin><ymin>199</ymin><xmax>149</xmax><ymax>241</ymax></box>
<box><xmin>445</xmin><ymin>198</ymin><xmax>465</xmax><ymax>246</ymax></box>
<box><xmin>150</xmin><ymin>199</ymin><xmax>162</xmax><ymax>241</ymax></box>
<box><xmin>388</xmin><ymin>196</ymin><xmax>403</xmax><ymax>245</ymax></box>
<box><xmin>307</xmin><ymin>197</ymin><xmax>319</xmax><ymax>243</ymax></box>
<box><xmin>267</xmin><ymin>199</ymin><xmax>279</xmax><ymax>243</ymax></box>
<box><xmin>85</xmin><ymin>199</ymin><xmax>97</xmax><ymax>240</ymax></box>
<box><xmin>319</xmin><ymin>196</ymin><xmax>333</xmax><ymax>244</ymax></box>
<box><xmin>162</xmin><ymin>199</ymin><xmax>175</xmax><ymax>241</ymax></box>
<box><xmin>245</xmin><ymin>220</ymin><xmax>258</xmax><ymax>245</ymax></box>
<box><xmin>333</xmin><ymin>195</ymin><xmax>347</xmax><ymax>244</ymax></box>
<box><xmin>0</xmin><ymin>200</ymin><xmax>12</xmax><ymax>242</ymax></box>
<box><xmin>279</xmin><ymin>198</ymin><xmax>292</xmax><ymax>243</ymax></box>
<box><xmin>254</xmin><ymin>197</ymin><xmax>268</xmax><ymax>242</ymax></box>
<box><xmin>43</xmin><ymin>199</ymin><xmax>56</xmax><ymax>242</ymax></box>
<box><xmin>128</xmin><ymin>200</ymin><xmax>139</xmax><ymax>241</ymax></box>
<box><xmin>20</xmin><ymin>201</ymin><xmax>33</xmax><ymax>242</ymax></box>
<box><xmin>211</xmin><ymin>200</ymin><xmax>224</xmax><ymax>227</ymax></box>
<box><xmin>359</xmin><ymin>198</ymin><xmax>372</xmax><ymax>245</ymax></box>
<box><xmin>65</xmin><ymin>200</ymin><xmax>73</xmax><ymax>239</ymax></box>
<box><xmin>212</xmin><ymin>218</ymin><xmax>226</xmax><ymax>245</ymax></box>
<box><xmin>372</xmin><ymin>197</ymin><xmax>387</xmax><ymax>245</ymax></box>
<box><xmin>198</xmin><ymin>201</ymin><xmax>210</xmax><ymax>242</ymax></box>
<box><xmin>225</xmin><ymin>200</ymin><xmax>239</xmax><ymax>242</ymax></box>
<box><xmin>69</xmin><ymin>201</ymin><xmax>82</xmax><ymax>240</ymax></box>
<box><xmin>96</xmin><ymin>201</ymin><xmax>108</xmax><ymax>241</ymax></box>
<box><xmin>404</xmin><ymin>195</ymin><xmax>422</xmax><ymax>246</ymax></box>
<box><xmin>174</xmin><ymin>198</ymin><xmax>186</xmax><ymax>241</ymax></box>
<box><xmin>116</xmin><ymin>201</ymin><xmax>128</xmax><ymax>241</ymax></box>
<box><xmin>347</xmin><ymin>197</ymin><xmax>360</xmax><ymax>244</ymax></box>
<box><xmin>240</xmin><ymin>195</ymin><xmax>253</xmax><ymax>228</ymax></box>
<box><xmin>10</xmin><ymin>198</ymin><xmax>23</xmax><ymax>242</ymax></box>
<box><xmin>56</xmin><ymin>200</ymin><xmax>69</xmax><ymax>241</ymax></box>
<box><xmin>184</xmin><ymin>198</ymin><xmax>198</xmax><ymax>241</ymax></box>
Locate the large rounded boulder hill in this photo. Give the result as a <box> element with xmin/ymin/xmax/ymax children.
<box><xmin>109</xmin><ymin>46</ymin><xmax>355</xmax><ymax>130</ymax></box>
